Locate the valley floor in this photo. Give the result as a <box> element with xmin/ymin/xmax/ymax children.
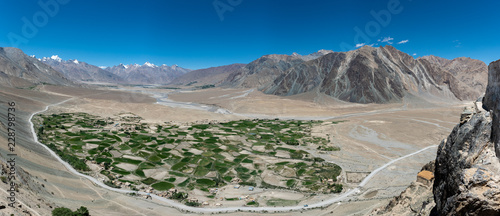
<box><xmin>0</xmin><ymin>85</ymin><xmax>466</xmax><ymax>215</ymax></box>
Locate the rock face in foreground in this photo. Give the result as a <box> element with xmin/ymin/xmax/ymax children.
<box><xmin>483</xmin><ymin>60</ymin><xmax>500</xmax><ymax>157</ymax></box>
<box><xmin>375</xmin><ymin>59</ymin><xmax>500</xmax><ymax>216</ymax></box>
<box><xmin>433</xmin><ymin>60</ymin><xmax>500</xmax><ymax>215</ymax></box>
<box><xmin>433</xmin><ymin>111</ymin><xmax>500</xmax><ymax>215</ymax></box>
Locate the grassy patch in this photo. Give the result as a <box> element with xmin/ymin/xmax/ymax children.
<box><xmin>151</xmin><ymin>182</ymin><xmax>175</xmax><ymax>191</ymax></box>
<box><xmin>266</xmin><ymin>199</ymin><xmax>299</xmax><ymax>207</ymax></box>
<box><xmin>196</xmin><ymin>179</ymin><xmax>216</xmax><ymax>186</ymax></box>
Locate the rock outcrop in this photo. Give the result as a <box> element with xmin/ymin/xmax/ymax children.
<box><xmin>483</xmin><ymin>60</ymin><xmax>500</xmax><ymax>157</ymax></box>
<box><xmin>432</xmin><ymin>59</ymin><xmax>500</xmax><ymax>215</ymax></box>
<box><xmin>371</xmin><ymin>162</ymin><xmax>436</xmax><ymax>216</ymax></box>
<box><xmin>375</xmin><ymin>59</ymin><xmax>500</xmax><ymax>216</ymax></box>
<box><xmin>433</xmin><ymin>110</ymin><xmax>500</xmax><ymax>215</ymax></box>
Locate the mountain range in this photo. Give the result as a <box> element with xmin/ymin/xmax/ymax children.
<box><xmin>40</xmin><ymin>55</ymin><xmax>125</xmax><ymax>83</ymax></box>
<box><xmin>103</xmin><ymin>63</ymin><xmax>191</xmax><ymax>84</ymax></box>
<box><xmin>0</xmin><ymin>48</ymin><xmax>74</xmax><ymax>88</ymax></box>
<box><xmin>224</xmin><ymin>45</ymin><xmax>488</xmax><ymax>103</ymax></box>
<box><xmin>2</xmin><ymin>46</ymin><xmax>489</xmax><ymax>104</ymax></box>
<box><xmin>39</xmin><ymin>55</ymin><xmax>192</xmax><ymax>85</ymax></box>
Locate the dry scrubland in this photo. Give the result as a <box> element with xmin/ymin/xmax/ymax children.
<box><xmin>0</xmin><ymin>85</ymin><xmax>466</xmax><ymax>215</ymax></box>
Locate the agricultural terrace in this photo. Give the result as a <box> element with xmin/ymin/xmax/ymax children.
<box><xmin>33</xmin><ymin>112</ymin><xmax>343</xmax><ymax>205</ymax></box>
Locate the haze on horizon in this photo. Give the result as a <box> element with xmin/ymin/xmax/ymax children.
<box><xmin>1</xmin><ymin>0</ymin><xmax>499</xmax><ymax>69</ymax></box>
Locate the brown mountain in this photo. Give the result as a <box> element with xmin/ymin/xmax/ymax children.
<box><xmin>170</xmin><ymin>63</ymin><xmax>245</xmax><ymax>86</ymax></box>
<box><xmin>420</xmin><ymin>55</ymin><xmax>488</xmax><ymax>100</ymax></box>
<box><xmin>0</xmin><ymin>48</ymin><xmax>74</xmax><ymax>88</ymax></box>
<box><xmin>224</xmin><ymin>46</ymin><xmax>488</xmax><ymax>104</ymax></box>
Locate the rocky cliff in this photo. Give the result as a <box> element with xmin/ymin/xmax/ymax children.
<box><xmin>433</xmin><ymin>110</ymin><xmax>499</xmax><ymax>215</ymax></box>
<box><xmin>433</xmin><ymin>59</ymin><xmax>500</xmax><ymax>215</ymax></box>
<box><xmin>373</xmin><ymin>59</ymin><xmax>500</xmax><ymax>216</ymax></box>
<box><xmin>483</xmin><ymin>60</ymin><xmax>500</xmax><ymax>157</ymax></box>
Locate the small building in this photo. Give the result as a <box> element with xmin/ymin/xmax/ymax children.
<box><xmin>209</xmin><ymin>188</ymin><xmax>218</xmax><ymax>194</ymax></box>
<box><xmin>248</xmin><ymin>187</ymin><xmax>254</xmax><ymax>191</ymax></box>
<box><xmin>234</xmin><ymin>185</ymin><xmax>241</xmax><ymax>189</ymax></box>
<box><xmin>327</xmin><ymin>179</ymin><xmax>334</xmax><ymax>185</ymax></box>
<box><xmin>417</xmin><ymin>170</ymin><xmax>435</xmax><ymax>186</ymax></box>
<box><xmin>231</xmin><ymin>178</ymin><xmax>243</xmax><ymax>184</ymax></box>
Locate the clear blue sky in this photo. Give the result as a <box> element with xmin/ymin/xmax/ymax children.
<box><xmin>1</xmin><ymin>0</ymin><xmax>499</xmax><ymax>69</ymax></box>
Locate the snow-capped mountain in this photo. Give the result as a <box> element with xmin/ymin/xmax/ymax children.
<box><xmin>0</xmin><ymin>48</ymin><xmax>74</xmax><ymax>88</ymax></box>
<box><xmin>104</xmin><ymin>62</ymin><xmax>191</xmax><ymax>84</ymax></box>
<box><xmin>40</xmin><ymin>55</ymin><xmax>125</xmax><ymax>83</ymax></box>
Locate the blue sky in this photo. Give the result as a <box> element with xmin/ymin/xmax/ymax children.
<box><xmin>1</xmin><ymin>0</ymin><xmax>499</xmax><ymax>69</ymax></box>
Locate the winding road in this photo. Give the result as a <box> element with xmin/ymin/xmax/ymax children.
<box><xmin>28</xmin><ymin>97</ymin><xmax>439</xmax><ymax>214</ymax></box>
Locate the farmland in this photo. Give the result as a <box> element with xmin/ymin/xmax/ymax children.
<box><xmin>33</xmin><ymin>112</ymin><xmax>342</xmax><ymax>205</ymax></box>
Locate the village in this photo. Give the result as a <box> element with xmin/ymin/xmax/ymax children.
<box><xmin>32</xmin><ymin>112</ymin><xmax>343</xmax><ymax>207</ymax></box>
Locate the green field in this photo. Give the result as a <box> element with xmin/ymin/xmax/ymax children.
<box><xmin>33</xmin><ymin>112</ymin><xmax>343</xmax><ymax>201</ymax></box>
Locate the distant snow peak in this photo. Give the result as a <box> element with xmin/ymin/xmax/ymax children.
<box><xmin>292</xmin><ymin>52</ymin><xmax>300</xmax><ymax>56</ymax></box>
<box><xmin>316</xmin><ymin>49</ymin><xmax>333</xmax><ymax>55</ymax></box>
<box><xmin>99</xmin><ymin>66</ymin><xmax>107</xmax><ymax>69</ymax></box>
<box><xmin>50</xmin><ymin>55</ymin><xmax>62</xmax><ymax>62</ymax></box>
<box><xmin>144</xmin><ymin>62</ymin><xmax>157</xmax><ymax>68</ymax></box>
<box><xmin>118</xmin><ymin>63</ymin><xmax>129</xmax><ymax>69</ymax></box>
<box><xmin>72</xmin><ymin>59</ymin><xmax>79</xmax><ymax>64</ymax></box>
<box><xmin>171</xmin><ymin>64</ymin><xmax>178</xmax><ymax>69</ymax></box>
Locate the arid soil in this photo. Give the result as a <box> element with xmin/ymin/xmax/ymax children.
<box><xmin>0</xmin><ymin>85</ymin><xmax>466</xmax><ymax>215</ymax></box>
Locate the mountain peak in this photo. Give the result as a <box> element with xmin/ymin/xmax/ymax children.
<box><xmin>144</xmin><ymin>62</ymin><xmax>156</xmax><ymax>68</ymax></box>
<box><xmin>41</xmin><ymin>55</ymin><xmax>63</xmax><ymax>62</ymax></box>
<box><xmin>315</xmin><ymin>49</ymin><xmax>334</xmax><ymax>55</ymax></box>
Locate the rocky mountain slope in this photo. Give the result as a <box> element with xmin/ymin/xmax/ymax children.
<box><xmin>0</xmin><ymin>48</ymin><xmax>74</xmax><ymax>88</ymax></box>
<box><xmin>104</xmin><ymin>63</ymin><xmax>191</xmax><ymax>84</ymax></box>
<box><xmin>373</xmin><ymin>59</ymin><xmax>500</xmax><ymax>216</ymax></box>
<box><xmin>421</xmin><ymin>55</ymin><xmax>488</xmax><ymax>100</ymax></box>
<box><xmin>223</xmin><ymin>50</ymin><xmax>334</xmax><ymax>90</ymax></box>
<box><xmin>170</xmin><ymin>63</ymin><xmax>245</xmax><ymax>86</ymax></box>
<box><xmin>224</xmin><ymin>46</ymin><xmax>487</xmax><ymax>104</ymax></box>
<box><xmin>40</xmin><ymin>56</ymin><xmax>125</xmax><ymax>83</ymax></box>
